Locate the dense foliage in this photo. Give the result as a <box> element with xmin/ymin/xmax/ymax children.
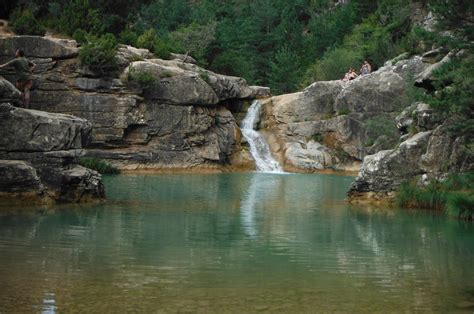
<box><xmin>5</xmin><ymin>0</ymin><xmax>424</xmax><ymax>93</ymax></box>
<box><xmin>78</xmin><ymin>33</ymin><xmax>118</xmax><ymax>72</ymax></box>
<box><xmin>4</xmin><ymin>0</ymin><xmax>472</xmax><ymax>95</ymax></box>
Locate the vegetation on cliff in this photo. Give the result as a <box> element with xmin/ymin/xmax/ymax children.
<box><xmin>0</xmin><ymin>0</ymin><xmax>446</xmax><ymax>94</ymax></box>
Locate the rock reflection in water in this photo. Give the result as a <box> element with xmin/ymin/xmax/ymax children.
<box><xmin>0</xmin><ymin>173</ymin><xmax>473</xmax><ymax>312</ymax></box>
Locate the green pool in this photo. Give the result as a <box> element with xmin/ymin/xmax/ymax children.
<box><xmin>1</xmin><ymin>173</ymin><xmax>473</xmax><ymax>312</ymax></box>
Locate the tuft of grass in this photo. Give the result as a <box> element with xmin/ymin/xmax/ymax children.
<box><xmin>396</xmin><ymin>172</ymin><xmax>474</xmax><ymax>220</ymax></box>
<box><xmin>198</xmin><ymin>70</ymin><xmax>210</xmax><ymax>83</ymax></box>
<box><xmin>337</xmin><ymin>108</ymin><xmax>351</xmax><ymax>116</ymax></box>
<box><xmin>446</xmin><ymin>192</ymin><xmax>474</xmax><ymax>221</ymax></box>
<box><xmin>79</xmin><ymin>157</ymin><xmax>120</xmax><ymax>175</ymax></box>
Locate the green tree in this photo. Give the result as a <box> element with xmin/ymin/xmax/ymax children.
<box><xmin>170</xmin><ymin>21</ymin><xmax>217</xmax><ymax>63</ymax></box>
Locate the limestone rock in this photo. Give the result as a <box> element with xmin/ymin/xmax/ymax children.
<box><xmin>0</xmin><ymin>76</ymin><xmax>21</xmax><ymax>104</ymax></box>
<box><xmin>414</xmin><ymin>102</ymin><xmax>443</xmax><ymax>131</ymax></box>
<box><xmin>285</xmin><ymin>141</ymin><xmax>333</xmax><ymax>170</ymax></box>
<box><xmin>395</xmin><ymin>104</ymin><xmax>416</xmax><ymax>133</ymax></box>
<box><xmin>0</xmin><ymin>35</ymin><xmax>263</xmax><ymax>171</ymax></box>
<box><xmin>170</xmin><ymin>53</ymin><xmax>197</xmax><ymax>64</ymax></box>
<box><xmin>0</xmin><ymin>103</ymin><xmax>104</xmax><ymax>203</ymax></box>
<box><xmin>0</xmin><ymin>103</ymin><xmax>91</xmax><ymax>152</ymax></box>
<box><xmin>59</xmin><ymin>165</ymin><xmax>105</xmax><ymax>202</ymax></box>
<box><xmin>262</xmin><ymin>55</ymin><xmax>429</xmax><ymax>171</ymax></box>
<box><xmin>0</xmin><ymin>36</ymin><xmax>78</xmax><ymax>59</ymax></box>
<box><xmin>0</xmin><ymin>160</ymin><xmax>44</xmax><ymax>194</ymax></box>
<box><xmin>348</xmin><ymin>131</ymin><xmax>432</xmax><ymax>196</ymax></box>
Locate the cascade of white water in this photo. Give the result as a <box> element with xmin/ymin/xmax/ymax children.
<box><xmin>241</xmin><ymin>100</ymin><xmax>284</xmax><ymax>173</ymax></box>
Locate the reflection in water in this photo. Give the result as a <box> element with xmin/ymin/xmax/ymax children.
<box><xmin>240</xmin><ymin>174</ymin><xmax>286</xmax><ymax>238</ymax></box>
<box><xmin>0</xmin><ymin>173</ymin><xmax>473</xmax><ymax>312</ymax></box>
<box><xmin>41</xmin><ymin>293</ymin><xmax>56</xmax><ymax>314</ymax></box>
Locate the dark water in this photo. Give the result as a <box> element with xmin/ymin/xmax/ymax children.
<box><xmin>0</xmin><ymin>173</ymin><xmax>473</xmax><ymax>313</ymax></box>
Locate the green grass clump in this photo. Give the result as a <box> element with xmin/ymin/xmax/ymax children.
<box><xmin>79</xmin><ymin>157</ymin><xmax>120</xmax><ymax>175</ymax></box>
<box><xmin>396</xmin><ymin>172</ymin><xmax>474</xmax><ymax>220</ymax></box>
<box><xmin>337</xmin><ymin>108</ymin><xmax>351</xmax><ymax>116</ymax></box>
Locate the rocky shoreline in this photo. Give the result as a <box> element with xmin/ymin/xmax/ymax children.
<box><xmin>0</xmin><ymin>34</ymin><xmax>472</xmax><ymax>204</ymax></box>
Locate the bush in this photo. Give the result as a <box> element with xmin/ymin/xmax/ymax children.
<box><xmin>119</xmin><ymin>29</ymin><xmax>138</xmax><ymax>46</ymax></box>
<box><xmin>127</xmin><ymin>66</ymin><xmax>156</xmax><ymax>88</ymax></box>
<box><xmin>79</xmin><ymin>33</ymin><xmax>118</xmax><ymax>72</ymax></box>
<box><xmin>302</xmin><ymin>47</ymin><xmax>363</xmax><ymax>84</ymax></box>
<box><xmin>136</xmin><ymin>29</ymin><xmax>157</xmax><ymax>51</ymax></box>
<box><xmin>10</xmin><ymin>10</ymin><xmax>45</xmax><ymax>36</ymax></box>
<box><xmin>72</xmin><ymin>29</ymin><xmax>88</xmax><ymax>45</ymax></box>
<box><xmin>79</xmin><ymin>157</ymin><xmax>120</xmax><ymax>175</ymax></box>
<box><xmin>153</xmin><ymin>39</ymin><xmax>174</xmax><ymax>60</ymax></box>
<box><xmin>136</xmin><ymin>29</ymin><xmax>174</xmax><ymax>59</ymax></box>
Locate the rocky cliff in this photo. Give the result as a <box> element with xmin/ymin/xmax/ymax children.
<box><xmin>0</xmin><ymin>36</ymin><xmax>269</xmax><ymax>170</ymax></box>
<box><xmin>260</xmin><ymin>54</ymin><xmax>428</xmax><ymax>171</ymax></box>
<box><xmin>259</xmin><ymin>47</ymin><xmax>472</xmax><ymax>201</ymax></box>
<box><xmin>0</xmin><ymin>98</ymin><xmax>104</xmax><ymax>204</ymax></box>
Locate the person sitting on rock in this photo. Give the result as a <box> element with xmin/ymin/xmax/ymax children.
<box><xmin>0</xmin><ymin>49</ymin><xmax>36</xmax><ymax>108</ymax></box>
<box><xmin>342</xmin><ymin>67</ymin><xmax>358</xmax><ymax>81</ymax></box>
<box><xmin>360</xmin><ymin>60</ymin><xmax>372</xmax><ymax>75</ymax></box>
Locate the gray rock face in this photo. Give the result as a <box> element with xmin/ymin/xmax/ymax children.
<box><xmin>348</xmin><ymin>131</ymin><xmax>432</xmax><ymax>197</ymax></box>
<box><xmin>348</xmin><ymin>120</ymin><xmax>473</xmax><ymax>201</ymax></box>
<box><xmin>0</xmin><ymin>104</ymin><xmax>91</xmax><ymax>151</ymax></box>
<box><xmin>262</xmin><ymin>55</ymin><xmax>430</xmax><ymax>171</ymax></box>
<box><xmin>0</xmin><ymin>36</ymin><xmax>262</xmax><ymax>170</ymax></box>
<box><xmin>0</xmin><ymin>103</ymin><xmax>104</xmax><ymax>203</ymax></box>
<box><xmin>0</xmin><ymin>77</ymin><xmax>21</xmax><ymax>104</ymax></box>
<box><xmin>0</xmin><ymin>36</ymin><xmax>78</xmax><ymax>59</ymax></box>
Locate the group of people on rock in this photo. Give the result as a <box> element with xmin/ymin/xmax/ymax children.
<box><xmin>342</xmin><ymin>60</ymin><xmax>372</xmax><ymax>81</ymax></box>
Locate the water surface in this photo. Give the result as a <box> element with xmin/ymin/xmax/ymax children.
<box><xmin>1</xmin><ymin>173</ymin><xmax>473</xmax><ymax>312</ymax></box>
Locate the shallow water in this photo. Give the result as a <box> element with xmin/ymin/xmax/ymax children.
<box><xmin>0</xmin><ymin>173</ymin><xmax>473</xmax><ymax>312</ymax></box>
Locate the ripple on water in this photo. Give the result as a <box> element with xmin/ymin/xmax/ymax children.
<box><xmin>0</xmin><ymin>173</ymin><xmax>473</xmax><ymax>312</ymax></box>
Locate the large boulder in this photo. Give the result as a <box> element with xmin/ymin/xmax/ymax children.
<box><xmin>0</xmin><ymin>36</ymin><xmax>78</xmax><ymax>60</ymax></box>
<box><xmin>348</xmin><ymin>118</ymin><xmax>474</xmax><ymax>202</ymax></box>
<box><xmin>0</xmin><ymin>76</ymin><xmax>21</xmax><ymax>104</ymax></box>
<box><xmin>0</xmin><ymin>103</ymin><xmax>104</xmax><ymax>203</ymax></box>
<box><xmin>261</xmin><ymin>55</ymin><xmax>430</xmax><ymax>171</ymax></box>
<box><xmin>0</xmin><ymin>103</ymin><xmax>91</xmax><ymax>151</ymax></box>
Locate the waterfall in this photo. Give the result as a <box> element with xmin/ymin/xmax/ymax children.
<box><xmin>241</xmin><ymin>100</ymin><xmax>284</xmax><ymax>173</ymax></box>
